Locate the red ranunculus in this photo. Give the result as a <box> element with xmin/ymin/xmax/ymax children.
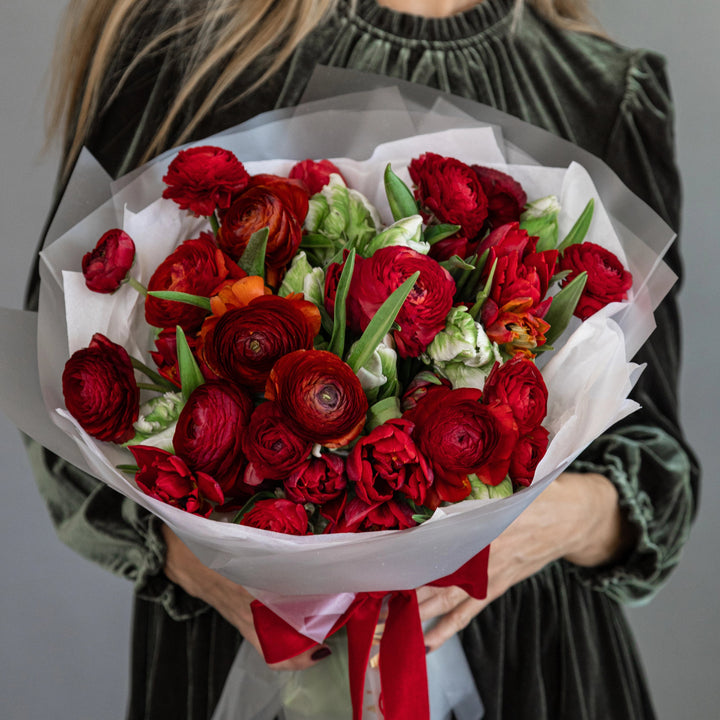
<box><xmin>145</xmin><ymin>233</ymin><xmax>243</xmax><ymax>331</ymax></box>
<box><xmin>482</xmin><ymin>356</ymin><xmax>548</xmax><ymax>434</ymax></box>
<box><xmin>203</xmin><ymin>294</ymin><xmax>319</xmax><ymax>392</ymax></box>
<box><xmin>558</xmin><ymin>242</ymin><xmax>633</xmax><ymax>320</ymax></box>
<box><xmin>218</xmin><ymin>186</ymin><xmax>304</xmax><ymax>270</ymax></box>
<box><xmin>509</xmin><ymin>426</ymin><xmax>550</xmax><ymax>487</ymax></box>
<box><xmin>242</xmin><ymin>402</ymin><xmax>313</xmax><ymax>481</ymax></box>
<box><xmin>289</xmin><ymin>158</ymin><xmax>346</xmax><ymax>195</ymax></box>
<box><xmin>335</xmin><ymin>497</ymin><xmax>416</xmax><ymax>533</ymax></box>
<box><xmin>350</xmin><ymin>246</ymin><xmax>456</xmax><ymax>357</ymax></box>
<box><xmin>244</xmin><ymin>174</ymin><xmax>310</xmax><ymax>221</ymax></box>
<box><xmin>472</xmin><ymin>165</ymin><xmax>527</xmax><ymax>228</ymax></box>
<box><xmin>266</xmin><ymin>350</ymin><xmax>368</xmax><ymax>449</ymax></box>
<box><xmin>162</xmin><ymin>146</ymin><xmax>250</xmax><ymax>216</ymax></box>
<box><xmin>346</xmin><ymin>419</ymin><xmax>433</xmax><ymax>506</ymax></box>
<box><xmin>82</xmin><ymin>229</ymin><xmax>136</xmax><ymax>293</ymax></box>
<box><xmin>284</xmin><ymin>454</ymin><xmax>347</xmax><ymax>504</ymax></box>
<box><xmin>400</xmin><ymin>371</ymin><xmax>451</xmax><ymax>413</ymax></box>
<box><xmin>62</xmin><ymin>333</ymin><xmax>139</xmax><ymax>443</ymax></box>
<box><xmin>409</xmin><ymin>153</ymin><xmax>488</xmax><ymax>238</ymax></box>
<box><xmin>129</xmin><ymin>446</ymin><xmax>224</xmax><ymax>518</ymax></box>
<box><xmin>406</xmin><ymin>386</ymin><xmax>518</xmax><ymax>498</ymax></box>
<box><xmin>427</xmin><ymin>234</ymin><xmax>478</xmax><ymax>262</ymax></box>
<box><xmin>173</xmin><ymin>381</ymin><xmax>254</xmax><ymax>495</ymax></box>
<box><xmin>240</xmin><ymin>498</ymin><xmax>309</xmax><ymax>535</ymax></box>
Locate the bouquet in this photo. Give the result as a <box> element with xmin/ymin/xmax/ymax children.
<box><xmin>0</xmin><ymin>68</ymin><xmax>677</xmax><ymax>720</ymax></box>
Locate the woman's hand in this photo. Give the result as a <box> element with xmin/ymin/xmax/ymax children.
<box><xmin>161</xmin><ymin>525</ymin><xmax>331</xmax><ymax>670</ymax></box>
<box><xmin>417</xmin><ymin>471</ymin><xmax>634</xmax><ymax>652</ymax></box>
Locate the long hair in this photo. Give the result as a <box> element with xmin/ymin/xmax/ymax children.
<box><xmin>48</xmin><ymin>0</ymin><xmax>599</xmax><ymax>178</ymax></box>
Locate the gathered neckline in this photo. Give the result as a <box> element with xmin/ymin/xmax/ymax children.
<box><xmin>343</xmin><ymin>0</ymin><xmax>516</xmax><ymax>45</ymax></box>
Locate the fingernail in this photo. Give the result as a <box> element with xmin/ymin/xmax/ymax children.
<box><xmin>311</xmin><ymin>647</ymin><xmax>332</xmax><ymax>662</ymax></box>
<box><xmin>425</xmin><ymin>645</ymin><xmax>431</xmax><ymax>654</ymax></box>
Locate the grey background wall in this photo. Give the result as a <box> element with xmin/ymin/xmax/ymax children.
<box><xmin>1</xmin><ymin>1</ymin><xmax>717</xmax><ymax>718</ymax></box>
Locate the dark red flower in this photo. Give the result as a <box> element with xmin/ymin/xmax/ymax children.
<box><xmin>477</xmin><ymin>222</ymin><xmax>536</xmax><ymax>260</ymax></box>
<box><xmin>558</xmin><ymin>242</ymin><xmax>633</xmax><ymax>320</ymax></box>
<box><xmin>173</xmin><ymin>381</ymin><xmax>254</xmax><ymax>495</ymax></box>
<box><xmin>162</xmin><ymin>146</ymin><xmax>250</xmax><ymax>216</ymax></box>
<box><xmin>472</xmin><ymin>165</ymin><xmax>527</xmax><ymax>228</ymax></box>
<box><xmin>346</xmin><ymin>419</ymin><xmax>433</xmax><ymax>506</ymax></box>
<box><xmin>266</xmin><ymin>350</ymin><xmax>368</xmax><ymax>449</ymax></box>
<box><xmin>335</xmin><ymin>497</ymin><xmax>416</xmax><ymax>533</ymax></box>
<box><xmin>240</xmin><ymin>498</ymin><xmax>309</xmax><ymax>535</ymax></box>
<box><xmin>62</xmin><ymin>333</ymin><xmax>139</xmax><ymax>443</ymax></box>
<box><xmin>427</xmin><ymin>234</ymin><xmax>478</xmax><ymax>262</ymax></box>
<box><xmin>82</xmin><ymin>229</ymin><xmax>135</xmax><ymax>293</ymax></box>
<box><xmin>242</xmin><ymin>402</ymin><xmax>313</xmax><ymax>481</ymax></box>
<box><xmin>482</xmin><ymin>356</ymin><xmax>548</xmax><ymax>434</ymax></box>
<box><xmin>203</xmin><ymin>294</ymin><xmax>319</xmax><ymax>392</ymax></box>
<box><xmin>244</xmin><ymin>174</ymin><xmax>310</xmax><ymax>221</ymax></box>
<box><xmin>218</xmin><ymin>186</ymin><xmax>304</xmax><ymax>270</ymax></box>
<box><xmin>348</xmin><ymin>246</ymin><xmax>456</xmax><ymax>357</ymax></box>
<box><xmin>289</xmin><ymin>158</ymin><xmax>346</xmax><ymax>195</ymax></box>
<box><xmin>145</xmin><ymin>233</ymin><xmax>243</xmax><ymax>331</ymax></box>
<box><xmin>129</xmin><ymin>446</ymin><xmax>224</xmax><ymax>517</ymax></box>
<box><xmin>406</xmin><ymin>386</ymin><xmax>518</xmax><ymax>498</ymax></box>
<box><xmin>509</xmin><ymin>426</ymin><xmax>550</xmax><ymax>487</ymax></box>
<box><xmin>284</xmin><ymin>454</ymin><xmax>347</xmax><ymax>505</ymax></box>
<box><xmin>409</xmin><ymin>153</ymin><xmax>488</xmax><ymax>238</ymax></box>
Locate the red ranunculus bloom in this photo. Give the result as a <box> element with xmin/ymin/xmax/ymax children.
<box><xmin>289</xmin><ymin>158</ymin><xmax>346</xmax><ymax>195</ymax></box>
<box><xmin>472</xmin><ymin>165</ymin><xmax>527</xmax><ymax>228</ymax></box>
<box><xmin>350</xmin><ymin>246</ymin><xmax>456</xmax><ymax>357</ymax></box>
<box><xmin>406</xmin><ymin>386</ymin><xmax>518</xmax><ymax>498</ymax></box>
<box><xmin>173</xmin><ymin>381</ymin><xmax>254</xmax><ymax>495</ymax></box>
<box><xmin>242</xmin><ymin>401</ymin><xmax>313</xmax><ymax>481</ymax></box>
<box><xmin>482</xmin><ymin>356</ymin><xmax>548</xmax><ymax>434</ymax></box>
<box><xmin>129</xmin><ymin>445</ymin><xmax>224</xmax><ymax>517</ymax></box>
<box><xmin>266</xmin><ymin>349</ymin><xmax>369</xmax><ymax>449</ymax></box>
<box><xmin>509</xmin><ymin>426</ymin><xmax>550</xmax><ymax>487</ymax></box>
<box><xmin>145</xmin><ymin>233</ymin><xmax>243</xmax><ymax>331</ymax></box>
<box><xmin>203</xmin><ymin>294</ymin><xmax>320</xmax><ymax>392</ymax></box>
<box><xmin>558</xmin><ymin>242</ymin><xmax>633</xmax><ymax>320</ymax></box>
<box><xmin>346</xmin><ymin>419</ymin><xmax>434</xmax><ymax>506</ymax></box>
<box><xmin>335</xmin><ymin>497</ymin><xmax>416</xmax><ymax>533</ymax></box>
<box><xmin>244</xmin><ymin>174</ymin><xmax>310</xmax><ymax>221</ymax></box>
<box><xmin>427</xmin><ymin>234</ymin><xmax>478</xmax><ymax>262</ymax></box>
<box><xmin>82</xmin><ymin>229</ymin><xmax>136</xmax><ymax>293</ymax></box>
<box><xmin>240</xmin><ymin>498</ymin><xmax>309</xmax><ymax>535</ymax></box>
<box><xmin>62</xmin><ymin>333</ymin><xmax>139</xmax><ymax>443</ymax></box>
<box><xmin>409</xmin><ymin>153</ymin><xmax>488</xmax><ymax>238</ymax></box>
<box><xmin>284</xmin><ymin>453</ymin><xmax>347</xmax><ymax>505</ymax></box>
<box><xmin>162</xmin><ymin>146</ymin><xmax>250</xmax><ymax>216</ymax></box>
<box><xmin>218</xmin><ymin>186</ymin><xmax>304</xmax><ymax>270</ymax></box>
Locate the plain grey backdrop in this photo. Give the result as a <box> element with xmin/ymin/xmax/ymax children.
<box><xmin>1</xmin><ymin>1</ymin><xmax>717</xmax><ymax>718</ymax></box>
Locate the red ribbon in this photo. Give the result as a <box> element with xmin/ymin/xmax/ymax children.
<box><xmin>252</xmin><ymin>546</ymin><xmax>490</xmax><ymax>720</ymax></box>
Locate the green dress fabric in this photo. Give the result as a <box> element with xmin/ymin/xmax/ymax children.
<box><xmin>25</xmin><ymin>1</ymin><xmax>699</xmax><ymax>718</ymax></box>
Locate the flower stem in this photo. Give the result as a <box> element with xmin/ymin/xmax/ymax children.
<box><xmin>127</xmin><ymin>276</ymin><xmax>148</xmax><ymax>296</ymax></box>
<box><xmin>137</xmin><ymin>382</ymin><xmax>170</xmax><ymax>393</ymax></box>
<box><xmin>131</xmin><ymin>357</ymin><xmax>176</xmax><ymax>391</ymax></box>
<box><xmin>210</xmin><ymin>212</ymin><xmax>220</xmax><ymax>236</ymax></box>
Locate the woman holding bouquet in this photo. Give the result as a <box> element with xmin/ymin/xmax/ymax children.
<box><xmin>27</xmin><ymin>0</ymin><xmax>699</xmax><ymax>718</ymax></box>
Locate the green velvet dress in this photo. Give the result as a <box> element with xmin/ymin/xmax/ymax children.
<box><xmin>25</xmin><ymin>1</ymin><xmax>699</xmax><ymax>718</ymax></box>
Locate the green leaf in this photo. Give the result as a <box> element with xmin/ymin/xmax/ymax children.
<box><xmin>439</xmin><ymin>255</ymin><xmax>476</xmax><ymax>274</ymax></box>
<box><xmin>238</xmin><ymin>227</ymin><xmax>269</xmax><ymax>277</ymax></box>
<box><xmin>116</xmin><ymin>464</ymin><xmax>139</xmax><ymax>474</ymax></box>
<box><xmin>558</xmin><ymin>199</ymin><xmax>594</xmax><ymax>253</ymax></box>
<box><xmin>147</xmin><ymin>291</ymin><xmax>211</xmax><ymax>311</ymax></box>
<box><xmin>346</xmin><ymin>272</ymin><xmax>419</xmax><ymax>373</ymax></box>
<box><xmin>365</xmin><ymin>396</ymin><xmax>402</xmax><ymax>432</ymax></box>
<box><xmin>424</xmin><ymin>223</ymin><xmax>461</xmax><ymax>245</ymax></box>
<box><xmin>521</xmin><ymin>215</ymin><xmax>558</xmax><ymax>253</ymax></box>
<box><xmin>384</xmin><ymin>164</ymin><xmax>418</xmax><ymax>221</ymax></box>
<box><xmin>328</xmin><ymin>250</ymin><xmax>356</xmax><ymax>358</ymax></box>
<box><xmin>542</xmin><ymin>272</ymin><xmax>587</xmax><ymax>347</ymax></box>
<box><xmin>176</xmin><ymin>325</ymin><xmax>205</xmax><ymax>402</ymax></box>
<box><xmin>550</xmin><ymin>269</ymin><xmax>573</xmax><ymax>285</ymax></box>
<box><xmin>468</xmin><ymin>258</ymin><xmax>498</xmax><ymax>320</ymax></box>
<box><xmin>300</xmin><ymin>233</ymin><xmax>335</xmax><ymax>250</ymax></box>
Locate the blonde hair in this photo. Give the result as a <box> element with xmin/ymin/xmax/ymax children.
<box><xmin>48</xmin><ymin>0</ymin><xmax>598</xmax><ymax>179</ymax></box>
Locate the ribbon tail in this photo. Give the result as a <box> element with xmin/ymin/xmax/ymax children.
<box><xmin>345</xmin><ymin>597</ymin><xmax>384</xmax><ymax>720</ymax></box>
<box><xmin>379</xmin><ymin>591</ymin><xmax>430</xmax><ymax>720</ymax></box>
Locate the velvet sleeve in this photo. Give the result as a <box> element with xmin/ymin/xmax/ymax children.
<box><xmin>569</xmin><ymin>50</ymin><xmax>700</xmax><ymax>603</ymax></box>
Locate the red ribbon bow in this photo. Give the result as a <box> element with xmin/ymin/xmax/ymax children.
<box><xmin>252</xmin><ymin>546</ymin><xmax>490</xmax><ymax>720</ymax></box>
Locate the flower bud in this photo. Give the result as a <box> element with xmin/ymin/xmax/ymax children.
<box><xmin>129</xmin><ymin>391</ymin><xmax>184</xmax><ymax>451</ymax></box>
<box><xmin>363</xmin><ymin>215</ymin><xmax>428</xmax><ymax>256</ymax></box>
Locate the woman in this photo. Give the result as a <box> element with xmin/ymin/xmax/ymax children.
<box><xmin>27</xmin><ymin>0</ymin><xmax>699</xmax><ymax>717</ymax></box>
